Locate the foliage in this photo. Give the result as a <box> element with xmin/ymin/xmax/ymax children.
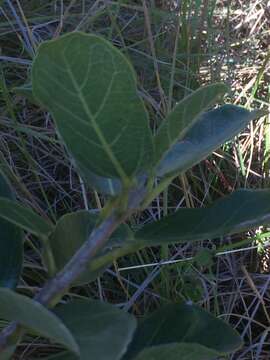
<box><xmin>0</xmin><ymin>31</ymin><xmax>267</xmax><ymax>359</ymax></box>
<box><xmin>0</xmin><ymin>288</ymin><xmax>79</xmax><ymax>355</ymax></box>
<box><xmin>0</xmin><ymin>171</ymin><xmax>23</xmax><ymax>289</ymax></box>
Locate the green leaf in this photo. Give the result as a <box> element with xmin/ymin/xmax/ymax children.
<box><xmin>47</xmin><ymin>210</ymin><xmax>133</xmax><ymax>284</ymax></box>
<box><xmin>157</xmin><ymin>105</ymin><xmax>264</xmax><ymax>177</ymax></box>
<box><xmin>135</xmin><ymin>189</ymin><xmax>270</xmax><ymax>245</ymax></box>
<box><xmin>47</xmin><ymin>299</ymin><xmax>137</xmax><ymax>360</ymax></box>
<box><xmin>78</xmin><ymin>165</ymin><xmax>122</xmax><ymax>195</ymax></box>
<box><xmin>132</xmin><ymin>343</ymin><xmax>223</xmax><ymax>360</ymax></box>
<box><xmin>13</xmin><ymin>84</ymin><xmax>122</xmax><ymax>196</ymax></box>
<box><xmin>58</xmin><ymin>189</ymin><xmax>270</xmax><ymax>282</ymax></box>
<box><xmin>10</xmin><ymin>83</ymin><xmax>123</xmax><ymax>196</ymax></box>
<box><xmin>0</xmin><ymin>288</ymin><xmax>79</xmax><ymax>355</ymax></box>
<box><xmin>154</xmin><ymin>83</ymin><xmax>228</xmax><ymax>163</ymax></box>
<box><xmin>0</xmin><ymin>197</ymin><xmax>54</xmax><ymax>237</ymax></box>
<box><xmin>0</xmin><ymin>171</ymin><xmax>23</xmax><ymax>288</ymax></box>
<box><xmin>123</xmin><ymin>303</ymin><xmax>242</xmax><ymax>360</ymax></box>
<box><xmin>78</xmin><ymin>166</ymin><xmax>147</xmax><ymax>196</ymax></box>
<box><xmin>32</xmin><ymin>32</ymin><xmax>154</xmax><ymax>184</ymax></box>
<box><xmin>65</xmin><ymin>189</ymin><xmax>270</xmax><ymax>281</ymax></box>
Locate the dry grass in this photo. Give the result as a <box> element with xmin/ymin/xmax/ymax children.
<box><xmin>0</xmin><ymin>0</ymin><xmax>270</xmax><ymax>358</ymax></box>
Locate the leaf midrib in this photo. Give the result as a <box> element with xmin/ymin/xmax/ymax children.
<box><xmin>63</xmin><ymin>57</ymin><xmax>129</xmax><ymax>183</ymax></box>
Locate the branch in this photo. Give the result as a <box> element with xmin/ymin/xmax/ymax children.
<box><xmin>0</xmin><ymin>186</ymin><xmax>146</xmax><ymax>352</ymax></box>
<box><xmin>36</xmin><ymin>211</ymin><xmax>119</xmax><ymax>305</ymax></box>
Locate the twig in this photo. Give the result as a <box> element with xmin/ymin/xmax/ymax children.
<box><xmin>0</xmin><ymin>186</ymin><xmax>146</xmax><ymax>351</ymax></box>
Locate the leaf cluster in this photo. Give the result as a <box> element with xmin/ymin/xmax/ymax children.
<box><xmin>0</xmin><ymin>32</ymin><xmax>267</xmax><ymax>359</ymax></box>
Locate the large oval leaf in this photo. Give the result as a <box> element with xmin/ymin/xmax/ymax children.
<box><xmin>154</xmin><ymin>83</ymin><xmax>228</xmax><ymax>163</ymax></box>
<box><xmin>14</xmin><ymin>83</ymin><xmax>123</xmax><ymax>196</ymax></box>
<box><xmin>135</xmin><ymin>189</ymin><xmax>270</xmax><ymax>245</ymax></box>
<box><xmin>0</xmin><ymin>198</ymin><xmax>54</xmax><ymax>238</ymax></box>
<box><xmin>157</xmin><ymin>105</ymin><xmax>264</xmax><ymax>177</ymax></box>
<box><xmin>47</xmin><ymin>210</ymin><xmax>134</xmax><ymax>284</ymax></box>
<box><xmin>46</xmin><ymin>300</ymin><xmax>137</xmax><ymax>360</ymax></box>
<box><xmin>61</xmin><ymin>189</ymin><xmax>270</xmax><ymax>282</ymax></box>
<box><xmin>0</xmin><ymin>288</ymin><xmax>79</xmax><ymax>355</ymax></box>
<box><xmin>123</xmin><ymin>303</ymin><xmax>242</xmax><ymax>360</ymax></box>
<box><xmin>0</xmin><ymin>171</ymin><xmax>23</xmax><ymax>288</ymax></box>
<box><xmin>32</xmin><ymin>32</ymin><xmax>154</xmax><ymax>183</ymax></box>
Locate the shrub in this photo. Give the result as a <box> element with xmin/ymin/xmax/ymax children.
<box><xmin>0</xmin><ymin>32</ymin><xmax>268</xmax><ymax>359</ymax></box>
